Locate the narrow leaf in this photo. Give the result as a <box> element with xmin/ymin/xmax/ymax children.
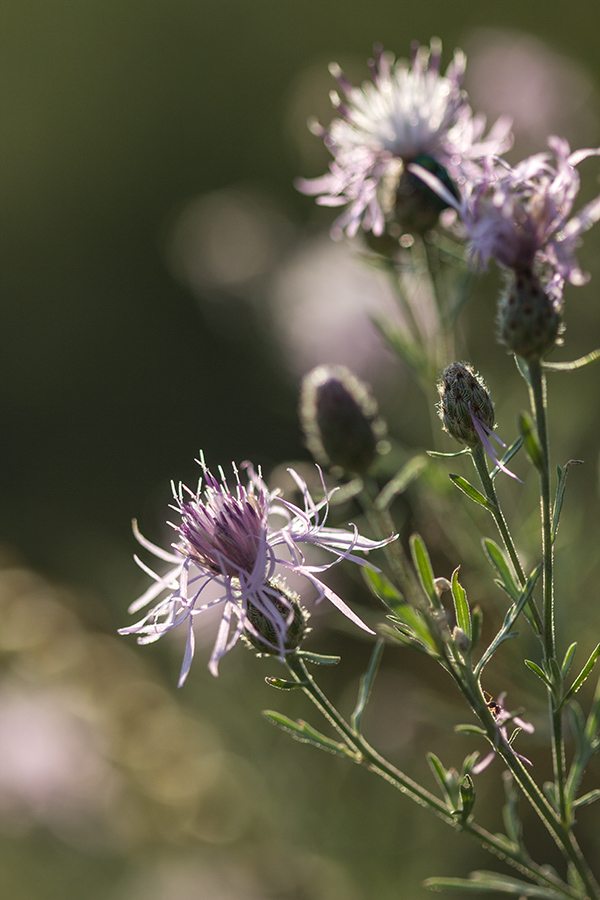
<box><xmin>295</xmin><ymin>650</ymin><xmax>340</xmax><ymax>666</ymax></box>
<box><xmin>265</xmin><ymin>677</ymin><xmax>309</xmax><ymax>690</ymax></box>
<box><xmin>376</xmin><ymin>455</ymin><xmax>427</xmax><ymax>510</ymax></box>
<box><xmin>573</xmin><ymin>788</ymin><xmax>600</xmax><ymax>808</ymax></box>
<box><xmin>410</xmin><ymin>534</ymin><xmax>440</xmax><ymax>607</ymax></box>
<box><xmin>524</xmin><ymin>659</ymin><xmax>553</xmax><ymax>688</ymax></box>
<box><xmin>449</xmin><ymin>474</ymin><xmax>497</xmax><ymax>512</ymax></box>
<box><xmin>483</xmin><ymin>539</ymin><xmax>520</xmax><ymax>601</ymax></box>
<box><xmin>362</xmin><ymin>567</ymin><xmax>404</xmax><ymax>614</ymax></box>
<box><xmin>560</xmin><ymin>643</ymin><xmax>600</xmax><ymax>709</ymax></box>
<box><xmin>561</xmin><ymin>642</ymin><xmax>578</xmax><ymax>678</ymax></box>
<box><xmin>351</xmin><ymin>639</ymin><xmax>384</xmax><ymax>733</ymax></box>
<box><xmin>427</xmin><ymin>448</ymin><xmax>470</xmax><ymax>459</ymax></box>
<box><xmin>476</xmin><ymin>565</ymin><xmax>542</xmax><ymax>677</ymax></box>
<box><xmin>552</xmin><ymin>461</ymin><xmax>583</xmax><ymax>542</ymax></box>
<box><xmin>424</xmin><ymin>872</ymin><xmax>564</xmax><ymax>898</ymax></box>
<box><xmin>519</xmin><ymin>411</ymin><xmax>545</xmax><ymax>473</ymax></box>
<box><xmin>451</xmin><ymin>567</ymin><xmax>471</xmax><ymax>638</ymax></box>
<box><xmin>544</xmin><ymin>348</ymin><xmax>600</xmax><ymax>371</ymax></box>
<box><xmin>262</xmin><ymin>711</ymin><xmax>354</xmax><ymax>758</ymax></box>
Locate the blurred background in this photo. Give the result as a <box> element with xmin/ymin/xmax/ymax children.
<box><xmin>2</xmin><ymin>1</ymin><xmax>600</xmax><ymax>897</ymax></box>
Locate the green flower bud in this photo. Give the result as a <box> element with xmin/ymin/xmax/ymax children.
<box><xmin>243</xmin><ymin>581</ymin><xmax>309</xmax><ymax>656</ymax></box>
<box><xmin>437</xmin><ymin>362</ymin><xmax>495</xmax><ymax>447</ymax></box>
<box><xmin>299</xmin><ymin>365</ymin><xmax>387</xmax><ymax>475</ymax></box>
<box><xmin>497</xmin><ymin>270</ymin><xmax>562</xmax><ymax>360</ymax></box>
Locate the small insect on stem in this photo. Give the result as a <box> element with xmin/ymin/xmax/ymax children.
<box><xmin>483</xmin><ymin>690</ymin><xmax>502</xmax><ymax>718</ymax></box>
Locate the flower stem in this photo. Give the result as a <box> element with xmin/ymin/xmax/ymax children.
<box><xmin>524</xmin><ymin>360</ymin><xmax>599</xmax><ymax>896</ymax></box>
<box><xmin>471</xmin><ymin>443</ymin><xmax>543</xmax><ymax>635</ymax></box>
<box><xmin>284</xmin><ymin>655</ymin><xmax>582</xmax><ymax>900</ymax></box>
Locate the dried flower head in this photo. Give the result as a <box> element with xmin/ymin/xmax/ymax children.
<box><xmin>297</xmin><ymin>39</ymin><xmax>511</xmax><ymax>239</ymax></box>
<box><xmin>121</xmin><ymin>455</ymin><xmax>395</xmax><ymax>682</ymax></box>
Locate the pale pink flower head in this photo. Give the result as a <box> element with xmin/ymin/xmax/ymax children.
<box><xmin>419</xmin><ymin>137</ymin><xmax>600</xmax><ymax>303</ymax></box>
<box><xmin>297</xmin><ymin>39</ymin><xmax>511</xmax><ymax>239</ymax></box>
<box><xmin>121</xmin><ymin>454</ymin><xmax>394</xmax><ymax>682</ymax></box>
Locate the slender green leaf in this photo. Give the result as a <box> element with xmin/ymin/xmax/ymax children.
<box><xmin>449</xmin><ymin>474</ymin><xmax>497</xmax><ymax>512</ymax></box>
<box><xmin>295</xmin><ymin>650</ymin><xmax>340</xmax><ymax>666</ymax></box>
<box><xmin>524</xmin><ymin>659</ymin><xmax>553</xmax><ymax>688</ymax></box>
<box><xmin>560</xmin><ymin>643</ymin><xmax>600</xmax><ymax>709</ymax></box>
<box><xmin>573</xmin><ymin>788</ymin><xmax>600</xmax><ymax>808</ymax></box>
<box><xmin>362</xmin><ymin>567</ymin><xmax>404</xmax><ymax>613</ymax></box>
<box><xmin>351</xmin><ymin>639</ymin><xmax>384</xmax><ymax>733</ymax></box>
<box><xmin>376</xmin><ymin>455</ymin><xmax>427</xmax><ymax>510</ymax></box>
<box><xmin>519</xmin><ymin>411</ymin><xmax>545</xmax><ymax>473</ymax></box>
<box><xmin>427</xmin><ymin>448</ymin><xmax>470</xmax><ymax>459</ymax></box>
<box><xmin>515</xmin><ymin>354</ymin><xmax>532</xmax><ymax>386</ymax></box>
<box><xmin>475</xmin><ymin>565</ymin><xmax>542</xmax><ymax>677</ymax></box>
<box><xmin>262</xmin><ymin>712</ymin><xmax>354</xmax><ymax>758</ymax></box>
<box><xmin>451</xmin><ymin>567</ymin><xmax>471</xmax><ymax>638</ymax></box>
<box><xmin>482</xmin><ymin>539</ymin><xmax>520</xmax><ymax>601</ymax></box>
<box><xmin>410</xmin><ymin>534</ymin><xmax>440</xmax><ymax>607</ymax></box>
<box><xmin>552</xmin><ymin>461</ymin><xmax>583</xmax><ymax>542</ymax></box>
<box><xmin>424</xmin><ymin>871</ymin><xmax>564</xmax><ymax>898</ymax></box>
<box><xmin>455</xmin><ymin>724</ymin><xmax>488</xmax><ymax>736</ymax></box>
<box><xmin>544</xmin><ymin>348</ymin><xmax>600</xmax><ymax>371</ymax></box>
<box><xmin>265</xmin><ymin>677</ymin><xmax>309</xmax><ymax>690</ymax></box>
<box><xmin>561</xmin><ymin>642</ymin><xmax>578</xmax><ymax>678</ymax></box>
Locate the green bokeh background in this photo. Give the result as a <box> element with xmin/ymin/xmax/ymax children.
<box><xmin>2</xmin><ymin>2</ymin><xmax>600</xmax><ymax>897</ymax></box>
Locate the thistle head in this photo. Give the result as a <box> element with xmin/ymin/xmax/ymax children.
<box><xmin>299</xmin><ymin>365</ymin><xmax>387</xmax><ymax>475</ymax></box>
<box><xmin>497</xmin><ymin>269</ymin><xmax>563</xmax><ymax>360</ymax></box>
<box><xmin>243</xmin><ymin>581</ymin><xmax>309</xmax><ymax>656</ymax></box>
<box><xmin>437</xmin><ymin>362</ymin><xmax>495</xmax><ymax>447</ymax></box>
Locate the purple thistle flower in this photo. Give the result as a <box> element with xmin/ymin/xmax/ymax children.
<box><xmin>415</xmin><ymin>137</ymin><xmax>600</xmax><ymax>302</ymax></box>
<box><xmin>469</xmin><ymin>407</ymin><xmax>522</xmax><ymax>483</ymax></box>
<box><xmin>297</xmin><ymin>39</ymin><xmax>511</xmax><ymax>239</ymax></box>
<box><xmin>472</xmin><ymin>693</ymin><xmax>535</xmax><ymax>774</ymax></box>
<box><xmin>120</xmin><ymin>455</ymin><xmax>395</xmax><ymax>683</ymax></box>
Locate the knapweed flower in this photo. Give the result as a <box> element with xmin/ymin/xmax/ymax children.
<box><xmin>297</xmin><ymin>39</ymin><xmax>511</xmax><ymax>239</ymax></box>
<box><xmin>472</xmin><ymin>692</ymin><xmax>535</xmax><ymax>774</ymax></box>
<box><xmin>437</xmin><ymin>361</ymin><xmax>521</xmax><ymax>481</ymax></box>
<box><xmin>121</xmin><ymin>456</ymin><xmax>394</xmax><ymax>683</ymax></box>
<box><xmin>416</xmin><ymin>136</ymin><xmax>600</xmax><ymax>301</ymax></box>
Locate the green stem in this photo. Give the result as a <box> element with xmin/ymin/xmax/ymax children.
<box><xmin>360</xmin><ymin>478</ymin><xmax>424</xmax><ymax>609</ymax></box>
<box><xmin>471</xmin><ymin>444</ymin><xmax>543</xmax><ymax>636</ymax></box>
<box><xmin>284</xmin><ymin>655</ymin><xmax>581</xmax><ymax>900</ymax></box>
<box><xmin>525</xmin><ymin>360</ymin><xmax>598</xmax><ymax>896</ymax></box>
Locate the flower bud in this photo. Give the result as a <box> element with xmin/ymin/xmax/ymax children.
<box><xmin>437</xmin><ymin>362</ymin><xmax>494</xmax><ymax>447</ymax></box>
<box><xmin>299</xmin><ymin>365</ymin><xmax>387</xmax><ymax>475</ymax></box>
<box><xmin>243</xmin><ymin>581</ymin><xmax>309</xmax><ymax>656</ymax></box>
<box><xmin>497</xmin><ymin>270</ymin><xmax>562</xmax><ymax>360</ymax></box>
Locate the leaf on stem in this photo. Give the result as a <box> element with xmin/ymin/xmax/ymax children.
<box><xmin>410</xmin><ymin>534</ymin><xmax>441</xmax><ymax>608</ymax></box>
<box><xmin>295</xmin><ymin>650</ymin><xmax>341</xmax><ymax>666</ymax></box>
<box><xmin>449</xmin><ymin>474</ymin><xmax>498</xmax><ymax>512</ymax></box>
<box><xmin>262</xmin><ymin>711</ymin><xmax>355</xmax><ymax>758</ymax></box>
<box><xmin>552</xmin><ymin>460</ymin><xmax>583</xmax><ymax>543</ymax></box>
<box><xmin>482</xmin><ymin>539</ymin><xmax>520</xmax><ymax>602</ymax></box>
<box><xmin>424</xmin><ymin>870</ymin><xmax>566</xmax><ymax>898</ymax></box>
<box><xmin>559</xmin><ymin>643</ymin><xmax>600</xmax><ymax>710</ymax></box>
<box><xmin>265</xmin><ymin>677</ymin><xmax>310</xmax><ymax>690</ymax></box>
<box><xmin>475</xmin><ymin>565</ymin><xmax>542</xmax><ymax>677</ymax></box>
<box><xmin>351</xmin><ymin>639</ymin><xmax>384</xmax><ymax>734</ymax></box>
<box><xmin>519</xmin><ymin>411</ymin><xmax>545</xmax><ymax>473</ymax></box>
<box><xmin>375</xmin><ymin>455</ymin><xmax>428</xmax><ymax>510</ymax></box>
<box><xmin>543</xmin><ymin>348</ymin><xmax>600</xmax><ymax>371</ymax></box>
<box><xmin>451</xmin><ymin>567</ymin><xmax>471</xmax><ymax>640</ymax></box>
